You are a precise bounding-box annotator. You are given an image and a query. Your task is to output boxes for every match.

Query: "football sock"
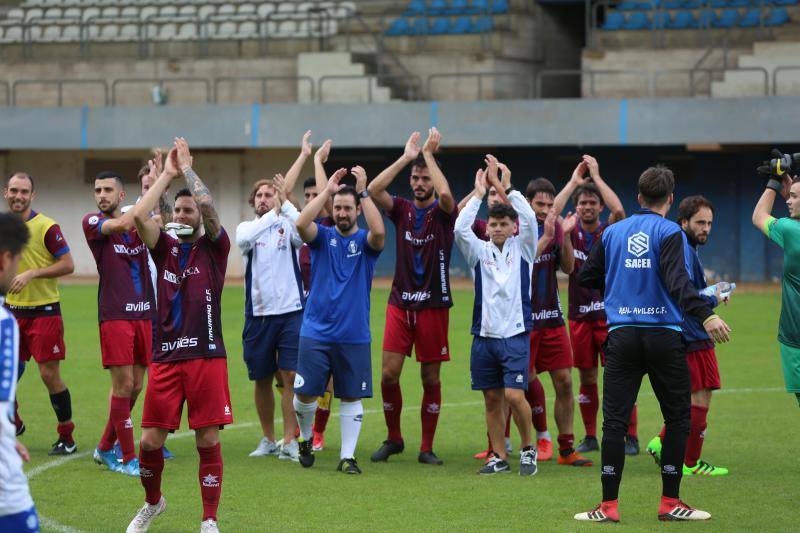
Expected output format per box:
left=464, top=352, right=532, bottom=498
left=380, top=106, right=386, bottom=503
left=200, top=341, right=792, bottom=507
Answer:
left=536, top=430, right=551, bottom=441
left=139, top=445, right=164, bottom=505
left=50, top=388, right=72, bottom=423
left=111, top=395, right=136, bottom=462
left=600, top=431, right=625, bottom=501
left=661, top=415, right=689, bottom=498
left=57, top=421, right=75, bottom=445
left=98, top=418, right=116, bottom=452
left=684, top=405, right=708, bottom=468
left=557, top=433, right=575, bottom=456
left=420, top=382, right=441, bottom=452
left=197, top=443, right=222, bottom=522
left=627, top=404, right=639, bottom=438
left=313, top=407, right=331, bottom=435
left=578, top=383, right=599, bottom=437
left=658, top=425, right=666, bottom=439
left=381, top=381, right=403, bottom=443
left=339, top=400, right=363, bottom=460
left=292, top=396, right=317, bottom=441
left=526, top=378, right=548, bottom=432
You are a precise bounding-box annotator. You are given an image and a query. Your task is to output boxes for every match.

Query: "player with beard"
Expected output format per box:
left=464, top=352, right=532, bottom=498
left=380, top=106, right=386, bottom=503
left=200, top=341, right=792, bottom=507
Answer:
left=293, top=164, right=384, bottom=474
left=368, top=128, right=456, bottom=466
left=83, top=172, right=156, bottom=476
left=237, top=131, right=311, bottom=461
left=127, top=139, right=231, bottom=533
left=646, top=196, right=731, bottom=476
left=551, top=156, right=639, bottom=455
left=3, top=172, right=77, bottom=455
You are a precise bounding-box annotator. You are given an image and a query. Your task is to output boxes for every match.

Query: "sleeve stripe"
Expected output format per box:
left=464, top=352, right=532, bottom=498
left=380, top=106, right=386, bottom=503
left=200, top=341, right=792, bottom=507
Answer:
left=52, top=246, right=71, bottom=258
left=0, top=317, right=17, bottom=402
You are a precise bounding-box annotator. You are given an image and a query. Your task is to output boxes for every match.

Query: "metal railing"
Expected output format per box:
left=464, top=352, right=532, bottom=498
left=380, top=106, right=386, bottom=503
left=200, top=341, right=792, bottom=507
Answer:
left=0, top=80, right=9, bottom=107
left=652, top=66, right=770, bottom=97
left=111, top=78, right=211, bottom=105
left=427, top=72, right=535, bottom=100
left=10, top=78, right=109, bottom=106
left=318, top=74, right=422, bottom=103
left=213, top=75, right=316, bottom=103
left=773, top=66, right=800, bottom=96
left=534, top=69, right=650, bottom=98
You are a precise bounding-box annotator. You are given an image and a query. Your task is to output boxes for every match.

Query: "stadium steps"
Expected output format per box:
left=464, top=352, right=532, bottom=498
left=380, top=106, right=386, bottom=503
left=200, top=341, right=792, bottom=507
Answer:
left=297, top=51, right=399, bottom=103
left=711, top=40, right=800, bottom=95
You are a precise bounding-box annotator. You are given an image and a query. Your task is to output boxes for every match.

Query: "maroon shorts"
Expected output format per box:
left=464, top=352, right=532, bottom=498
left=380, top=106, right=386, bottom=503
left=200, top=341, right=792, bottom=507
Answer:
left=569, top=319, right=609, bottom=369
left=686, top=348, right=721, bottom=392
left=382, top=304, right=450, bottom=363
left=142, top=357, right=233, bottom=431
left=100, top=319, right=152, bottom=368
left=17, top=315, right=66, bottom=363
left=530, top=326, right=573, bottom=373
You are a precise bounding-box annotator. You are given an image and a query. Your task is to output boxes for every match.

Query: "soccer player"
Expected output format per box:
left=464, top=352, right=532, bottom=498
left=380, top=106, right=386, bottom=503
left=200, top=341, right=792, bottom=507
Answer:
left=293, top=162, right=385, bottom=474
left=526, top=177, right=591, bottom=467
left=236, top=131, right=311, bottom=461
left=83, top=171, right=156, bottom=476
left=752, top=160, right=800, bottom=407
left=575, top=165, right=731, bottom=523
left=455, top=164, right=539, bottom=476
left=646, top=195, right=730, bottom=476
left=368, top=128, right=456, bottom=466
left=550, top=156, right=639, bottom=455
left=0, top=213, right=40, bottom=533
left=127, top=139, right=232, bottom=533
left=4, top=172, right=77, bottom=455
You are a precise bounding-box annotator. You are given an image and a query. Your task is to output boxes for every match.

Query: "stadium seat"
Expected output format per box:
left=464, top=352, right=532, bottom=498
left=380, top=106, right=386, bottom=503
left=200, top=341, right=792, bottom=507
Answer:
left=698, top=9, right=716, bottom=27
left=176, top=22, right=198, bottom=40
left=25, top=8, right=43, bottom=21
left=42, top=24, right=61, bottom=41
left=429, top=0, right=448, bottom=15
left=385, top=17, right=411, bottom=35
left=140, top=6, right=158, bottom=21
left=471, top=15, right=493, bottom=32
left=218, top=4, right=236, bottom=16
left=257, top=4, right=275, bottom=18
left=670, top=10, right=698, bottom=27
left=712, top=8, right=739, bottom=26
left=43, top=7, right=62, bottom=19
left=62, top=24, right=80, bottom=41
left=738, top=8, right=761, bottom=26
left=709, top=0, right=727, bottom=6
left=490, top=0, right=509, bottom=13
left=118, top=23, right=138, bottom=41
left=623, top=11, right=651, bottom=28
left=772, top=0, right=798, bottom=5
left=447, top=0, right=473, bottom=14
left=654, top=11, right=671, bottom=27
left=728, top=0, right=751, bottom=6
left=179, top=5, right=197, bottom=17
left=471, top=0, right=489, bottom=12
left=238, top=3, right=257, bottom=15
left=236, top=20, right=258, bottom=38
left=603, top=11, right=626, bottom=29
left=158, top=6, right=177, bottom=18
left=449, top=15, right=472, bottom=33
left=6, top=8, right=24, bottom=20
left=430, top=17, right=450, bottom=34
left=682, top=0, right=703, bottom=8
left=764, top=7, right=790, bottom=24
left=0, top=25, right=23, bottom=43
left=661, top=0, right=684, bottom=8
left=99, top=23, right=118, bottom=41
left=404, top=0, right=426, bottom=16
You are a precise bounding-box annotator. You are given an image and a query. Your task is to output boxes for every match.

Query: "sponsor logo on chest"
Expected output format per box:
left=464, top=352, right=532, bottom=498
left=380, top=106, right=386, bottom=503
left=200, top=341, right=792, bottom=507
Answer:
left=113, top=243, right=147, bottom=256
left=404, top=231, right=435, bottom=247
left=163, top=266, right=201, bottom=284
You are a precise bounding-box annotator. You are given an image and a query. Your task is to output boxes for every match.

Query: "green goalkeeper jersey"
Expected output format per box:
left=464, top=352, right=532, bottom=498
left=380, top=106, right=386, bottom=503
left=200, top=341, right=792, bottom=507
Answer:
left=765, top=216, right=800, bottom=347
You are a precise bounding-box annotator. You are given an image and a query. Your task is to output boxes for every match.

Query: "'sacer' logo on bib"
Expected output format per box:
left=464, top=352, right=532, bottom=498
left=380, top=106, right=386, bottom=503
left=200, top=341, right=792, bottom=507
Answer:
left=627, top=232, right=649, bottom=257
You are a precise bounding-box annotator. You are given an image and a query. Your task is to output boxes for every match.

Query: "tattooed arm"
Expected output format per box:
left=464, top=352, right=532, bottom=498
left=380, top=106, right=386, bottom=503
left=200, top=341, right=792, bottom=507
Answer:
left=174, top=137, right=222, bottom=240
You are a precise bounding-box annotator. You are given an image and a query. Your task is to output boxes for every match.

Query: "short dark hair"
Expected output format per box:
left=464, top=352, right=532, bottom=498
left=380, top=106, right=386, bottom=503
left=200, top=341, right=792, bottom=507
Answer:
left=638, top=165, right=674, bottom=206
left=0, top=212, right=29, bottom=256
left=677, top=195, right=714, bottom=225
left=332, top=185, right=360, bottom=206
left=410, top=154, right=442, bottom=172
left=95, top=171, right=124, bottom=188
left=6, top=172, right=34, bottom=191
left=137, top=165, right=150, bottom=182
left=572, top=181, right=603, bottom=205
left=174, top=188, right=193, bottom=202
left=488, top=203, right=518, bottom=222
left=303, top=177, right=316, bottom=189
left=525, top=177, right=555, bottom=201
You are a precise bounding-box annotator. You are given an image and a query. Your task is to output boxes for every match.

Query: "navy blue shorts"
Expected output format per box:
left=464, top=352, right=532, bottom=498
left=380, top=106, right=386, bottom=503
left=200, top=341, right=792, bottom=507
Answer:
left=242, top=311, right=302, bottom=380
left=294, top=336, right=372, bottom=399
left=0, top=506, right=39, bottom=532
left=470, top=332, right=530, bottom=391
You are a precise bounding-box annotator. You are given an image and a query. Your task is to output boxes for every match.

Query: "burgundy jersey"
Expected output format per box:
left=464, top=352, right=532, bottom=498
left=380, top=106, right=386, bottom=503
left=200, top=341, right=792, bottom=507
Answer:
left=150, top=229, right=230, bottom=363
left=82, top=213, right=155, bottom=322
left=299, top=216, right=334, bottom=294
left=568, top=221, right=607, bottom=322
left=531, top=219, right=565, bottom=330
left=387, top=196, right=456, bottom=310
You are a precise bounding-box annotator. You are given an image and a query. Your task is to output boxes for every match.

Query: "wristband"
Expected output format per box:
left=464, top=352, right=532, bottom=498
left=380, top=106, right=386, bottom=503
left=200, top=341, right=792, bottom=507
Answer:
left=359, top=189, right=369, bottom=199
left=766, top=178, right=782, bottom=193
left=702, top=314, right=720, bottom=326
left=504, top=186, right=514, bottom=196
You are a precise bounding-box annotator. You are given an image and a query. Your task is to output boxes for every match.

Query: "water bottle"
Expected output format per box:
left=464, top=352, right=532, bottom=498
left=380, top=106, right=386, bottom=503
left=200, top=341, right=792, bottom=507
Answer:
left=699, top=282, right=736, bottom=299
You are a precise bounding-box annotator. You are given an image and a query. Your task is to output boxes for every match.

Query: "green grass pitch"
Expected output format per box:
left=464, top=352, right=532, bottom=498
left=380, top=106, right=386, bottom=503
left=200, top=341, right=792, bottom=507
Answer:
left=15, top=285, right=796, bottom=532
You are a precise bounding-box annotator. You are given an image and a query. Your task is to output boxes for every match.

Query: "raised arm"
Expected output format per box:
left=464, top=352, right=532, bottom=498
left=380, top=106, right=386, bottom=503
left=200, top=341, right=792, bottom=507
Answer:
left=583, top=155, right=625, bottom=224
left=133, top=148, right=180, bottom=249
left=353, top=166, right=385, bottom=251
left=314, top=139, right=334, bottom=216
left=753, top=172, right=791, bottom=232
left=537, top=208, right=557, bottom=257
left=484, top=154, right=509, bottom=205
left=454, top=169, right=487, bottom=268
left=508, top=189, right=538, bottom=262
left=458, top=189, right=477, bottom=212
left=274, top=173, right=304, bottom=248
left=422, top=127, right=455, bottom=214
left=553, top=160, right=587, bottom=215
left=175, top=137, right=222, bottom=241
left=284, top=130, right=313, bottom=208
left=367, top=131, right=421, bottom=212
left=297, top=168, right=347, bottom=243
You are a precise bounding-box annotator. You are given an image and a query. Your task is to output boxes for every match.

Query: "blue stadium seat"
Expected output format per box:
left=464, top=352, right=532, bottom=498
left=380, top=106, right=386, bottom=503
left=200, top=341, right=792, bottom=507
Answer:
left=654, top=11, right=671, bottom=27
left=603, top=11, right=626, bottom=29
left=449, top=15, right=472, bottom=33
left=429, top=16, right=450, bottom=34
left=385, top=17, right=411, bottom=35
left=709, top=0, right=727, bottom=7
left=429, top=0, right=448, bottom=15
left=682, top=0, right=703, bottom=8
left=661, top=0, right=684, bottom=9
left=404, top=0, right=426, bottom=16
left=447, top=0, right=474, bottom=14
left=698, top=9, right=716, bottom=27
left=728, top=0, right=750, bottom=7
left=471, top=15, right=493, bottom=32
left=490, top=0, right=509, bottom=13
left=623, top=11, right=651, bottom=28
left=764, top=7, right=790, bottom=24
left=712, top=8, right=739, bottom=26
left=410, top=16, right=429, bottom=34
left=617, top=1, right=640, bottom=9
left=670, top=9, right=698, bottom=27
left=738, top=8, right=761, bottom=26
left=772, top=0, right=797, bottom=6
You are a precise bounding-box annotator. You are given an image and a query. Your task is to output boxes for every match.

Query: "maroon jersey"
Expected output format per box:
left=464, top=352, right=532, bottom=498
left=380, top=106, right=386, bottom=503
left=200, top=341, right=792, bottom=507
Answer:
left=299, top=216, right=334, bottom=294
left=568, top=221, right=607, bottom=322
left=82, top=213, right=155, bottom=322
left=387, top=196, right=456, bottom=310
left=150, top=229, right=230, bottom=363
left=532, top=219, right=565, bottom=330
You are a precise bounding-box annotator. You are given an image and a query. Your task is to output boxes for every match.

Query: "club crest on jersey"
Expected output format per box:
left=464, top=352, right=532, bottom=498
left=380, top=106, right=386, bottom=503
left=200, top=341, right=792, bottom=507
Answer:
left=171, top=247, right=179, bottom=256
left=347, top=240, right=361, bottom=258
left=88, top=215, right=99, bottom=226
